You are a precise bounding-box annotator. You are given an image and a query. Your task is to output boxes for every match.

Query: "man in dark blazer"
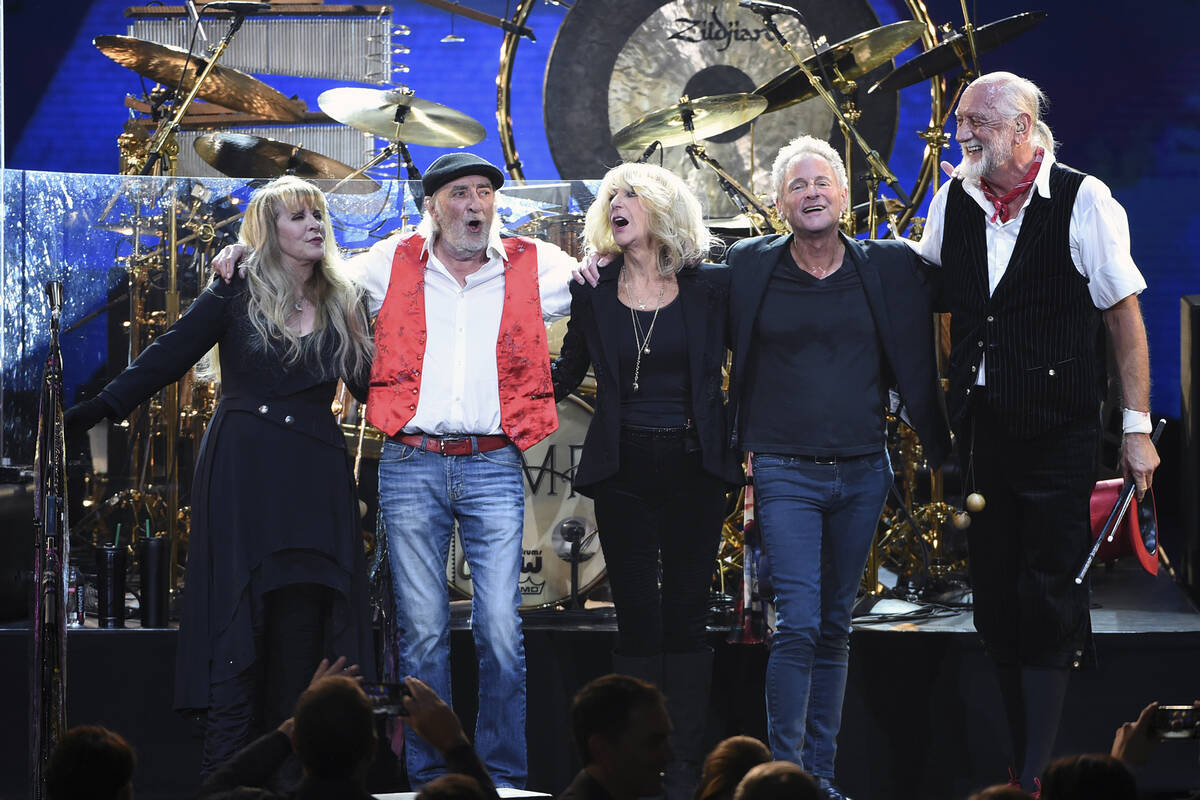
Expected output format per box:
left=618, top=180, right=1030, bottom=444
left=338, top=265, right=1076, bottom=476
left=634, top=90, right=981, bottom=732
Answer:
left=725, top=135, right=950, bottom=800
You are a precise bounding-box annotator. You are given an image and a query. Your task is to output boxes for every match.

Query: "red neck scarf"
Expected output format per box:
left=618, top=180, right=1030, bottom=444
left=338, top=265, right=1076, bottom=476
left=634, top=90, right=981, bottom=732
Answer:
left=980, top=147, right=1044, bottom=223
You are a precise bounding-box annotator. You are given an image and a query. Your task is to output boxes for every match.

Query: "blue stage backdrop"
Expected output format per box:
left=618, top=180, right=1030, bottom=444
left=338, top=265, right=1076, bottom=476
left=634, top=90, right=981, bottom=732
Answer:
left=4, top=0, right=1198, bottom=416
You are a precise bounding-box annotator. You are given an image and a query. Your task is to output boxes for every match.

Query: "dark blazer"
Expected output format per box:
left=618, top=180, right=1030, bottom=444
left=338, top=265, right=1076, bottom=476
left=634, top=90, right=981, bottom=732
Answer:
left=550, top=256, right=743, bottom=496
left=726, top=233, right=952, bottom=469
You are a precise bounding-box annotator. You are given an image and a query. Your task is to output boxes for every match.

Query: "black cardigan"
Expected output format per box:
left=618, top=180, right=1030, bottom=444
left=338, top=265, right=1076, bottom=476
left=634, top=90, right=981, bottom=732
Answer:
left=550, top=257, right=744, bottom=496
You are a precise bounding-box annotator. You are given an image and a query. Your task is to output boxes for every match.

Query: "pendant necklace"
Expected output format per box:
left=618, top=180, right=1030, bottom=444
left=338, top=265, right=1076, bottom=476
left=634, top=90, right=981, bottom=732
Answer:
left=629, top=286, right=665, bottom=392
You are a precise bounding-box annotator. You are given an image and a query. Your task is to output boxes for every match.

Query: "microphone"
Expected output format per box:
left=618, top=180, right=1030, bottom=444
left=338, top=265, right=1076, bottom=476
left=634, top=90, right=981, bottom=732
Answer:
left=635, top=140, right=661, bottom=164
left=45, top=281, right=64, bottom=318
left=201, top=1, right=270, bottom=15
left=737, top=0, right=802, bottom=19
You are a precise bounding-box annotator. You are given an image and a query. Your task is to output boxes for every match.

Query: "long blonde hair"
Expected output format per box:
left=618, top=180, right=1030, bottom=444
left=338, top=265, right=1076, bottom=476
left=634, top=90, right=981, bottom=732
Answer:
left=236, top=176, right=372, bottom=378
left=583, top=162, right=718, bottom=276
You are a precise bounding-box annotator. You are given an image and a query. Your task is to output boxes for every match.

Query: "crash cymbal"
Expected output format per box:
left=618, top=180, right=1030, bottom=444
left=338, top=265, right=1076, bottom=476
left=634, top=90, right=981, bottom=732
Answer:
left=317, top=88, right=485, bottom=147
left=612, top=94, right=769, bottom=150
left=755, top=20, right=926, bottom=113
left=194, top=133, right=381, bottom=194
left=869, top=12, right=1048, bottom=94
left=95, top=35, right=304, bottom=121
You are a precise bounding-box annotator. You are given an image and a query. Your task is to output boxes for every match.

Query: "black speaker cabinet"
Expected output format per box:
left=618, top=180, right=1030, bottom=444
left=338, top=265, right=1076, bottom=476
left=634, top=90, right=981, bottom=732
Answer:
left=1181, top=296, right=1200, bottom=599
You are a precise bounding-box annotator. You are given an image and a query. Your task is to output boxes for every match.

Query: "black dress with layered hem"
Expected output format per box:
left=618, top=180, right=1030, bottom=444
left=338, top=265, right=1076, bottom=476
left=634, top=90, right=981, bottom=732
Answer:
left=96, top=275, right=373, bottom=712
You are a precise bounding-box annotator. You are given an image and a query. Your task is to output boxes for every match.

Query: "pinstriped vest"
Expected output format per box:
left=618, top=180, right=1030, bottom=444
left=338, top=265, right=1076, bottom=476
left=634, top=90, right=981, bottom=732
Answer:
left=943, top=163, right=1106, bottom=439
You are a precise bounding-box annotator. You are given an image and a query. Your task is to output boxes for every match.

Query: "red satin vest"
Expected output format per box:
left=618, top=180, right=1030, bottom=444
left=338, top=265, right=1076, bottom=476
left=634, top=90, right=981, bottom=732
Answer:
left=365, top=232, right=558, bottom=451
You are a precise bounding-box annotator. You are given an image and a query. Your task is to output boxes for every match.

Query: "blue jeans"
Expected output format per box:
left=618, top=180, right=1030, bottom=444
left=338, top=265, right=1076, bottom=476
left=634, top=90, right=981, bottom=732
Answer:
left=752, top=450, right=892, bottom=781
left=378, top=438, right=527, bottom=788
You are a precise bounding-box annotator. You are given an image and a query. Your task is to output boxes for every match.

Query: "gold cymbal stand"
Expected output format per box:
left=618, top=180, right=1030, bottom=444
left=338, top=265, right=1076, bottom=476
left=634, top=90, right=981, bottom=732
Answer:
left=747, top=7, right=911, bottom=226
left=675, top=97, right=784, bottom=234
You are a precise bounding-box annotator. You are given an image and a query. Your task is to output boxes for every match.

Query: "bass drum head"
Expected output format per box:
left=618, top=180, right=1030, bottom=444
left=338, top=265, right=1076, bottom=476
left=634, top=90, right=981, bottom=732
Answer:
left=447, top=395, right=604, bottom=609
left=544, top=0, right=897, bottom=217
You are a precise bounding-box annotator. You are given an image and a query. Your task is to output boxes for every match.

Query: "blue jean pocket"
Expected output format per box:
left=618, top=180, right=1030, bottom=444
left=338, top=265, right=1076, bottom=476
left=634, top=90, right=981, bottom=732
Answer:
left=476, top=444, right=522, bottom=468
left=380, top=441, right=419, bottom=463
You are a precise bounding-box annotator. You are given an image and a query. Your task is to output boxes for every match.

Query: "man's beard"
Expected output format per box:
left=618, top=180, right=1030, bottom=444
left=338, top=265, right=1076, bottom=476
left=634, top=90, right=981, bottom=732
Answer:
left=438, top=214, right=495, bottom=257
left=960, top=132, right=1013, bottom=182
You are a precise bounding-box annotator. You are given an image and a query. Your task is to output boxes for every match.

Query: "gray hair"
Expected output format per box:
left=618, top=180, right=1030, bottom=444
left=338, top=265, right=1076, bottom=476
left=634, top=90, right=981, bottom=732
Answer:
left=969, top=72, right=1057, bottom=158
left=417, top=193, right=441, bottom=240
left=770, top=135, right=849, bottom=202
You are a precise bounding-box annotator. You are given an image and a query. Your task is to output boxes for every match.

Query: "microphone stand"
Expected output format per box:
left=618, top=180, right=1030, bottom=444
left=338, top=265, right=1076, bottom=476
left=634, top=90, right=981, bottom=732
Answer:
left=747, top=9, right=911, bottom=216
left=31, top=281, right=70, bottom=800
left=673, top=100, right=781, bottom=234
left=139, top=9, right=255, bottom=176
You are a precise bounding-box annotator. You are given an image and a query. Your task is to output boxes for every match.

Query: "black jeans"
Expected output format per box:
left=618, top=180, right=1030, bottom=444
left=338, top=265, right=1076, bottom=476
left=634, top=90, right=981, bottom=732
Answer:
left=201, top=583, right=333, bottom=775
left=960, top=398, right=1099, bottom=668
left=592, top=426, right=727, bottom=656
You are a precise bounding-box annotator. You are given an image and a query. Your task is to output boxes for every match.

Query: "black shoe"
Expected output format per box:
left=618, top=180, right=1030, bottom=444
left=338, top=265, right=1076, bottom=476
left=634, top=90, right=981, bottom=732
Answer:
left=817, top=777, right=852, bottom=800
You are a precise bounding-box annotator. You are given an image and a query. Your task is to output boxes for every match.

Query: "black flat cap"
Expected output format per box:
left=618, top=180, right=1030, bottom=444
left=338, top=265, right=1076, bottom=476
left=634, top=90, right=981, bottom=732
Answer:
left=421, top=152, right=505, bottom=197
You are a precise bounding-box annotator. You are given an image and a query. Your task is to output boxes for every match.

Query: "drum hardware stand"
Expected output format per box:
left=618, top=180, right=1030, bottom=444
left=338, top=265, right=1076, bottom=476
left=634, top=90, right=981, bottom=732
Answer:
left=333, top=139, right=421, bottom=193
left=560, top=518, right=590, bottom=610
left=673, top=99, right=781, bottom=235
left=745, top=5, right=911, bottom=224
left=331, top=92, right=423, bottom=192
left=32, top=281, right=70, bottom=800
left=138, top=6, right=256, bottom=176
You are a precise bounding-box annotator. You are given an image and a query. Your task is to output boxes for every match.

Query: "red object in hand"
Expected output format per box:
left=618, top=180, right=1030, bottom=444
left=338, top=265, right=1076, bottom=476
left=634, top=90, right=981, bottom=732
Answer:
left=1088, top=478, right=1158, bottom=575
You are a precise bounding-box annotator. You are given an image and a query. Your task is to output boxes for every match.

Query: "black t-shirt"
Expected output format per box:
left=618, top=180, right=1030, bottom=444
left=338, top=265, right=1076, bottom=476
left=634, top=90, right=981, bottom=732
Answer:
left=741, top=248, right=887, bottom=456
left=609, top=297, right=692, bottom=427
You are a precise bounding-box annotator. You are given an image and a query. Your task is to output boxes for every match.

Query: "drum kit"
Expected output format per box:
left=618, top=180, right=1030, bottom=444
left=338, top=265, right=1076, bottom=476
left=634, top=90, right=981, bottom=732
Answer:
left=83, top=0, right=1051, bottom=611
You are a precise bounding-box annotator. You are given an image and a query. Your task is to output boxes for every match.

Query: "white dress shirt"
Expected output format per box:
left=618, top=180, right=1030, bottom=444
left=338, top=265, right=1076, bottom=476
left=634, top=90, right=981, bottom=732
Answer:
left=350, top=229, right=577, bottom=435
left=912, top=151, right=1147, bottom=385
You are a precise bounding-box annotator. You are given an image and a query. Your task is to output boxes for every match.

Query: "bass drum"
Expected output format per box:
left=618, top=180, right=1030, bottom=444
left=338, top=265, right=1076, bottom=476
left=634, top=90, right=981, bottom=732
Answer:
left=447, top=394, right=604, bottom=610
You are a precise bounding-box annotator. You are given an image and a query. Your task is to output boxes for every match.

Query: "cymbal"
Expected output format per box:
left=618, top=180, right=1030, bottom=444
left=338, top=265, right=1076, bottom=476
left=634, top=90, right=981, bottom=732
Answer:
left=755, top=20, right=927, bottom=113
left=611, top=94, right=769, bottom=150
left=869, top=12, right=1047, bottom=94
left=317, top=88, right=485, bottom=147
left=94, top=35, right=304, bottom=121
left=193, top=133, right=381, bottom=194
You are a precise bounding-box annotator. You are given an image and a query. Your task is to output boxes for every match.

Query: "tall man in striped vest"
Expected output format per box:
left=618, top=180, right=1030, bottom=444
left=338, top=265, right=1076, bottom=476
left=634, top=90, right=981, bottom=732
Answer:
left=913, top=72, right=1160, bottom=793
left=354, top=153, right=578, bottom=789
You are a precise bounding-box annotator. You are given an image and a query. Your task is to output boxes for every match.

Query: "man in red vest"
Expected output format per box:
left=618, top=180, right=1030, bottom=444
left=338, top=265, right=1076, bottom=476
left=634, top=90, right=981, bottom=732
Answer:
left=214, top=153, right=581, bottom=789
left=354, top=153, right=578, bottom=789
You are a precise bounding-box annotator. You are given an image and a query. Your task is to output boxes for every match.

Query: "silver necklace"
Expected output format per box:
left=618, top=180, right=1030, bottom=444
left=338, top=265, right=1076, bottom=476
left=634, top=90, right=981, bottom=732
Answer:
left=629, top=288, right=665, bottom=392
left=622, top=267, right=661, bottom=311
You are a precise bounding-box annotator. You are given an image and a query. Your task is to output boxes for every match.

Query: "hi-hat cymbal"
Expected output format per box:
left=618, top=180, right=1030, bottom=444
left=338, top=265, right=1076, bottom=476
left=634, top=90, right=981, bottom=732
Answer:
left=755, top=20, right=927, bottom=113
left=94, top=35, right=304, bottom=121
left=317, top=88, right=485, bottom=147
left=612, top=94, right=769, bottom=150
left=869, top=12, right=1048, bottom=94
left=194, top=133, right=381, bottom=194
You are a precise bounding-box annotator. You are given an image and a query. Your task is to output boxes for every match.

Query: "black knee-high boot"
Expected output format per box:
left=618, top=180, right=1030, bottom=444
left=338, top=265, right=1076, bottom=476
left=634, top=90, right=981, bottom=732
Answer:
left=1019, top=666, right=1069, bottom=793
left=994, top=663, right=1026, bottom=774
left=662, top=651, right=714, bottom=800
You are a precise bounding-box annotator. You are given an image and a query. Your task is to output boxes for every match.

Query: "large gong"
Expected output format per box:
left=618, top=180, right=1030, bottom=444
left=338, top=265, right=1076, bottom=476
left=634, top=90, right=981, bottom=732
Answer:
left=544, top=0, right=900, bottom=217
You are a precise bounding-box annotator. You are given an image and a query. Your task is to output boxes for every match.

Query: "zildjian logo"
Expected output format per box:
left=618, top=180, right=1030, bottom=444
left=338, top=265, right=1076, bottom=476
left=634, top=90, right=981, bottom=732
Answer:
left=668, top=7, right=778, bottom=52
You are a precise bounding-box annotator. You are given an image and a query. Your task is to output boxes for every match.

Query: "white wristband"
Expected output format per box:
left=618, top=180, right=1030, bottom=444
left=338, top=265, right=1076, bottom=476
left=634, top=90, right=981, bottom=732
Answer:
left=1122, top=408, right=1152, bottom=435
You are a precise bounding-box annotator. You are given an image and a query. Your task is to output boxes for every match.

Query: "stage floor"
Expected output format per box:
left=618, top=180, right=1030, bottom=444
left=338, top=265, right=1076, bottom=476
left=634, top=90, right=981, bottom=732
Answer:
left=2, top=561, right=1197, bottom=800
